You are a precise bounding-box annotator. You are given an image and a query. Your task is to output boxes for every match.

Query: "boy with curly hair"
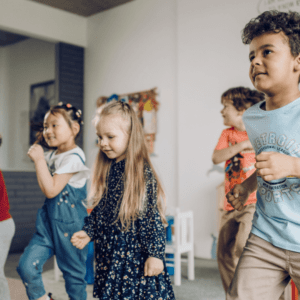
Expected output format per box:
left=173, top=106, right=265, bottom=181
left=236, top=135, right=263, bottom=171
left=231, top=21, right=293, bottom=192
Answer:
left=226, top=10, right=300, bottom=299
left=212, top=87, right=263, bottom=293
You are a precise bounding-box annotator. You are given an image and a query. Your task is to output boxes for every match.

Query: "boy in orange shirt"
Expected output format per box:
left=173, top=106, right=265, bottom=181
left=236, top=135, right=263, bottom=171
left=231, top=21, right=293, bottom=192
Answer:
left=212, top=87, right=264, bottom=292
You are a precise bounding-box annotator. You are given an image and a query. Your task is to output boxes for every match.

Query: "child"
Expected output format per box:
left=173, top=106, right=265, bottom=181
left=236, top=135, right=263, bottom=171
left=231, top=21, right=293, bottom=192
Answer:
left=0, top=134, right=15, bottom=300
left=71, top=101, right=175, bottom=300
left=226, top=10, right=300, bottom=299
left=17, top=103, right=89, bottom=300
left=212, top=87, right=264, bottom=293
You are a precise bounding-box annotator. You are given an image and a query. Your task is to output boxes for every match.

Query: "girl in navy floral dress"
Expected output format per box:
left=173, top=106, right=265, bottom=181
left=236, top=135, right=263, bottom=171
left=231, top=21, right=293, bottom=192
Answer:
left=71, top=101, right=175, bottom=300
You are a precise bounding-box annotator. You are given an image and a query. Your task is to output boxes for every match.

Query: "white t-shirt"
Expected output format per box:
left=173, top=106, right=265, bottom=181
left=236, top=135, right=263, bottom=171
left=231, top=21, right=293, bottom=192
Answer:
left=44, top=146, right=90, bottom=188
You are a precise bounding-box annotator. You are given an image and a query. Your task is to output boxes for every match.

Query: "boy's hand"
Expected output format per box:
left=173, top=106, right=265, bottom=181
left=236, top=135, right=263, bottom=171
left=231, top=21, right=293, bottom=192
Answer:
left=242, top=139, right=254, bottom=151
left=71, top=230, right=91, bottom=249
left=27, top=144, right=44, bottom=162
left=256, top=152, right=295, bottom=181
left=226, top=184, right=250, bottom=211
left=144, top=257, right=164, bottom=277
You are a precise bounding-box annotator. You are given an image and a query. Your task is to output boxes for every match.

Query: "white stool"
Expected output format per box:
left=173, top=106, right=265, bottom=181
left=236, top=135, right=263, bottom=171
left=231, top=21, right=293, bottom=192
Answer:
left=165, top=208, right=195, bottom=286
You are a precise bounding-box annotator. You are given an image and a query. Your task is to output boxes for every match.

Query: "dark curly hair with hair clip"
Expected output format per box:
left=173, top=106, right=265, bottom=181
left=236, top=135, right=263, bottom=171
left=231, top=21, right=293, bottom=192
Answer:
left=242, top=10, right=300, bottom=57
left=32, top=103, right=83, bottom=148
left=222, top=86, right=264, bottom=111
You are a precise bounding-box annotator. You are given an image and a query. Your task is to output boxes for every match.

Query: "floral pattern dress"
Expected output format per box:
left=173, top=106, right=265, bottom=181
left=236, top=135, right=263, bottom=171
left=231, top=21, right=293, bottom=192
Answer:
left=83, top=159, right=175, bottom=300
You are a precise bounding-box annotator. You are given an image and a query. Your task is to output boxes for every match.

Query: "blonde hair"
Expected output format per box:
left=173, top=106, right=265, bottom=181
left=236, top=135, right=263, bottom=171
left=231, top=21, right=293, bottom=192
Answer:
left=90, top=101, right=167, bottom=231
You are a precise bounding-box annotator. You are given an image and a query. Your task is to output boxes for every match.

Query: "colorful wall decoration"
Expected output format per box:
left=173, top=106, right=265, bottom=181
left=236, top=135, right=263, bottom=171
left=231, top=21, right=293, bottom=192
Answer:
left=96, top=87, right=159, bottom=155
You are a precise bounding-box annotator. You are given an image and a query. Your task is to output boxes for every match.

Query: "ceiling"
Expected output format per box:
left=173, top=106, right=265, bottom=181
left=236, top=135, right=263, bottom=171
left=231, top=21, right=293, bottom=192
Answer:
left=30, top=0, right=134, bottom=17
left=0, top=0, right=134, bottom=47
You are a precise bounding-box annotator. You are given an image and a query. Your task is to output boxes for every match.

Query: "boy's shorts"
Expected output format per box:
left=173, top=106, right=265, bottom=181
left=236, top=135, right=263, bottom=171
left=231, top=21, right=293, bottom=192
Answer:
left=227, top=233, right=300, bottom=300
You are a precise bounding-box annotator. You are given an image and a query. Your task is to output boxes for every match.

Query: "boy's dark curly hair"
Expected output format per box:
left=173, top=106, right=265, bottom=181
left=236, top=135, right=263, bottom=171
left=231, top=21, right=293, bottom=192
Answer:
left=222, top=86, right=264, bottom=111
left=242, top=10, right=300, bottom=57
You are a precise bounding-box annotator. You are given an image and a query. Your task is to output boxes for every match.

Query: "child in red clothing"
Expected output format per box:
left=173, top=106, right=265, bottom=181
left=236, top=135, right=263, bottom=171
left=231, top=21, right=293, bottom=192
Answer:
left=0, top=134, right=15, bottom=300
left=212, top=87, right=263, bottom=292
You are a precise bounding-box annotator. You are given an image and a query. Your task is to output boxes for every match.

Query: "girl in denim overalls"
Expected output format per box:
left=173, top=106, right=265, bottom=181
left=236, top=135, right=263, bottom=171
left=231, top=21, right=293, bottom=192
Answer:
left=71, top=101, right=175, bottom=300
left=17, top=103, right=89, bottom=300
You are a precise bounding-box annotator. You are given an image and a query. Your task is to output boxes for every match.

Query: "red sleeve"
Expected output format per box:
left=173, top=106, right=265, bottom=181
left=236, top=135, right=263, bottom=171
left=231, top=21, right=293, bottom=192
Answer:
left=215, top=129, right=230, bottom=151
left=0, top=171, right=11, bottom=221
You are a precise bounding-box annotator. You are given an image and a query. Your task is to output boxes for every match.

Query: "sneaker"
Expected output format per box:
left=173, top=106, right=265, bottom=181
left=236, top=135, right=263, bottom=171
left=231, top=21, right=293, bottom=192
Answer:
left=48, top=293, right=54, bottom=300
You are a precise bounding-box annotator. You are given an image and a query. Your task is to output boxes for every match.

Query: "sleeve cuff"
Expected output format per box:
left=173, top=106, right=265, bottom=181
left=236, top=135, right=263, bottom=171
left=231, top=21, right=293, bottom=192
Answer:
left=82, top=217, right=95, bottom=241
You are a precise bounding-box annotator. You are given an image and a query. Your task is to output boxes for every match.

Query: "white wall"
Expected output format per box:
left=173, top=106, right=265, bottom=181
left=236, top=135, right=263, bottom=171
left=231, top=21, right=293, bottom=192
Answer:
left=84, top=0, right=178, bottom=208
left=176, top=0, right=259, bottom=257
left=0, top=38, right=55, bottom=170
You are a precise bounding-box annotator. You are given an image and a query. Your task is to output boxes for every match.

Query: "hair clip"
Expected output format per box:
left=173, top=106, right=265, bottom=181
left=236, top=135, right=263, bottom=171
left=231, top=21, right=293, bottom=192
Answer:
left=66, top=103, right=72, bottom=108
left=58, top=101, right=63, bottom=106
left=76, top=109, right=82, bottom=118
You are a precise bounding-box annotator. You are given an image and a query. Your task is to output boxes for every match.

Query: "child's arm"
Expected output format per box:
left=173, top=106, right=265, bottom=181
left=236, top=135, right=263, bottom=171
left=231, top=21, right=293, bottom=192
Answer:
left=138, top=171, right=165, bottom=277
left=72, top=205, right=99, bottom=249
left=71, top=230, right=91, bottom=249
left=28, top=144, right=74, bottom=198
left=256, top=151, right=300, bottom=180
left=212, top=139, right=253, bottom=164
left=227, top=170, right=257, bottom=211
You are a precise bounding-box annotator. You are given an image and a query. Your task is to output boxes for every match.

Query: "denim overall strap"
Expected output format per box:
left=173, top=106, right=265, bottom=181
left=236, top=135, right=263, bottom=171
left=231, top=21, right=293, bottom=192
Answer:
left=46, top=150, right=55, bottom=169
left=69, top=152, right=85, bottom=164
